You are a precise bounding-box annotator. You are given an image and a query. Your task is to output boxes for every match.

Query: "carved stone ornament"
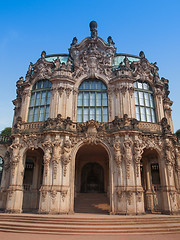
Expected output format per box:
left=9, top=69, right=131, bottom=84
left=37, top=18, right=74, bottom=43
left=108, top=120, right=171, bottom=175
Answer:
left=50, top=190, right=57, bottom=204
left=23, top=134, right=40, bottom=150
left=164, top=138, right=174, bottom=177
left=27, top=51, right=54, bottom=82
left=126, top=191, right=133, bottom=205
left=113, top=138, right=122, bottom=172
left=133, top=140, right=143, bottom=177
left=123, top=138, right=132, bottom=179
left=136, top=191, right=142, bottom=202
left=60, top=189, right=68, bottom=201
left=69, top=27, right=116, bottom=79
left=61, top=139, right=72, bottom=177
left=131, top=51, right=160, bottom=83
left=9, top=137, right=22, bottom=176
left=42, top=138, right=52, bottom=176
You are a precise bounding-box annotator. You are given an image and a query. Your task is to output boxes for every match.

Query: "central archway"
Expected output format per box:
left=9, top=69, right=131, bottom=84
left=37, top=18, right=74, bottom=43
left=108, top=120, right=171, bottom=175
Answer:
left=74, top=143, right=110, bottom=214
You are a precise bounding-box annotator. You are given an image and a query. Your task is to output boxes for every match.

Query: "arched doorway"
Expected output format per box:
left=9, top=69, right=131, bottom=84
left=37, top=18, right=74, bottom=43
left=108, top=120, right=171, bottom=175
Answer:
left=22, top=148, right=44, bottom=213
left=140, top=148, right=162, bottom=213
left=74, top=143, right=110, bottom=214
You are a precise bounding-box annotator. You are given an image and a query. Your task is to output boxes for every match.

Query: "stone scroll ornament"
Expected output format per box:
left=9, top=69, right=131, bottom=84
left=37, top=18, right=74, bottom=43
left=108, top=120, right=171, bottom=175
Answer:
left=61, top=139, right=72, bottom=177
left=113, top=138, right=122, bottom=173
left=123, top=138, right=132, bottom=179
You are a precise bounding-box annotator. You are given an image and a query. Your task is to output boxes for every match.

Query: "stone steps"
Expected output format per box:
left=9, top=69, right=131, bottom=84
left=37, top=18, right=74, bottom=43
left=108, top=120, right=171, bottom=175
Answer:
left=74, top=193, right=110, bottom=214
left=0, top=213, right=180, bottom=235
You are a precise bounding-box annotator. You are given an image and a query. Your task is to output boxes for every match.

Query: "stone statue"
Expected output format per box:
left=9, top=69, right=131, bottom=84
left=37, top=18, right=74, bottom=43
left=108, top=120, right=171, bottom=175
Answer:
left=113, top=138, right=122, bottom=171
left=107, top=36, right=115, bottom=46
left=71, top=37, right=77, bottom=46
left=89, top=21, right=97, bottom=39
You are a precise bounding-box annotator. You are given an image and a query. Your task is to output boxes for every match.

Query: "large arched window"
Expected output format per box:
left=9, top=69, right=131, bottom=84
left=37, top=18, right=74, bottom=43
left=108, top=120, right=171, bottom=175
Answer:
left=0, top=156, right=4, bottom=185
left=28, top=80, right=52, bottom=122
left=134, top=81, right=156, bottom=122
left=77, top=79, right=108, bottom=122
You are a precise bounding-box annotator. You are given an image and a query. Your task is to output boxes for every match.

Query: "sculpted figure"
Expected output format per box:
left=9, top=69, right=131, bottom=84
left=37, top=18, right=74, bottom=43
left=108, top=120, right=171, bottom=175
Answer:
left=123, top=138, right=132, bottom=178
left=133, top=140, right=143, bottom=177
left=62, top=139, right=72, bottom=176
left=113, top=138, right=122, bottom=171
left=54, top=56, right=61, bottom=69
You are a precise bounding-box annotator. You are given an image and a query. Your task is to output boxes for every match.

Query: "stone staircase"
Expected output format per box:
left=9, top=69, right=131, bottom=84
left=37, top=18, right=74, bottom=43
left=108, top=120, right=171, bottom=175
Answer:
left=0, top=213, right=180, bottom=235
left=74, top=193, right=110, bottom=214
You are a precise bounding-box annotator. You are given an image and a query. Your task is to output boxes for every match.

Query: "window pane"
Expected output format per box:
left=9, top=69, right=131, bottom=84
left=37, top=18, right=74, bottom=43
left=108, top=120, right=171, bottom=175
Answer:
left=90, top=81, right=95, bottom=89
left=33, top=108, right=38, bottom=122
left=137, top=82, right=143, bottom=89
left=140, top=107, right=146, bottom=121
left=102, top=83, right=106, bottom=89
left=144, top=92, right=150, bottom=107
left=28, top=108, right=33, bottom=122
left=40, top=91, right=46, bottom=105
left=46, top=91, right=51, bottom=105
left=96, top=93, right=101, bottom=106
left=30, top=93, right=35, bottom=107
left=39, top=106, right=45, bottom=121
left=84, top=92, right=89, bottom=106
left=90, top=108, right=95, bottom=120
left=28, top=80, right=51, bottom=122
left=96, top=81, right=101, bottom=89
left=78, top=92, right=83, bottom=106
left=84, top=108, right=89, bottom=122
left=77, top=79, right=108, bottom=122
left=143, top=83, right=149, bottom=90
left=102, top=93, right=108, bottom=106
left=135, top=106, right=140, bottom=120
left=139, top=92, right=144, bottom=105
left=45, top=106, right=49, bottom=120
left=90, top=92, right=95, bottom=106
left=35, top=92, right=40, bottom=106
left=146, top=108, right=151, bottom=122
left=96, top=107, right=101, bottom=122
left=84, top=81, right=89, bottom=89
left=77, top=108, right=82, bottom=122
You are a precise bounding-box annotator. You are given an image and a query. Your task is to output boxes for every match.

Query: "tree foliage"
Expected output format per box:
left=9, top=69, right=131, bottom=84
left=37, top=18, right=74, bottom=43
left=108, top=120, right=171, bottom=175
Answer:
left=1, top=127, right=11, bottom=136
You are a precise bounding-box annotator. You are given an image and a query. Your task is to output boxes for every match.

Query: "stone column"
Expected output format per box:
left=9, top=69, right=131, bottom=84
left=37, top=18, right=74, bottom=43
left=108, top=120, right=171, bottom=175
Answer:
left=39, top=138, right=52, bottom=213
left=133, top=139, right=145, bottom=214
left=123, top=137, right=136, bottom=214
left=162, top=139, right=178, bottom=213
left=6, top=137, right=24, bottom=213
left=145, top=160, right=154, bottom=212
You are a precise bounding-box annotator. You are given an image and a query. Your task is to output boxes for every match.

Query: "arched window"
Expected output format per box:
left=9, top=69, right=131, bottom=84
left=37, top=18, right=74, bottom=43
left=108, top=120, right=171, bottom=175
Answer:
left=28, top=80, right=52, bottom=122
left=0, top=156, right=4, bottom=185
left=77, top=79, right=108, bottom=122
left=134, top=81, right=156, bottom=122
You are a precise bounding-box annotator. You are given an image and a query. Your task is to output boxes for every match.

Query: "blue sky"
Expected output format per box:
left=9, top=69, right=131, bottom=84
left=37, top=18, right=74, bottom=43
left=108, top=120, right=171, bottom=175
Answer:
left=0, top=0, right=180, bottom=132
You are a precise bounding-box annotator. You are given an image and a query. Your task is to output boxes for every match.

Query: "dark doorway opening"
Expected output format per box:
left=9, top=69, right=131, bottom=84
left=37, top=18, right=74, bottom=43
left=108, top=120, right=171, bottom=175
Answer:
left=81, top=162, right=104, bottom=193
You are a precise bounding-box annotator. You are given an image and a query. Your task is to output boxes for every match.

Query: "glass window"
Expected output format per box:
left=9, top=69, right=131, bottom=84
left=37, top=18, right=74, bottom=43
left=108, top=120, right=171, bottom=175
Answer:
left=0, top=156, right=4, bottom=185
left=28, top=80, right=52, bottom=122
left=134, top=81, right=156, bottom=123
left=77, top=79, right=108, bottom=122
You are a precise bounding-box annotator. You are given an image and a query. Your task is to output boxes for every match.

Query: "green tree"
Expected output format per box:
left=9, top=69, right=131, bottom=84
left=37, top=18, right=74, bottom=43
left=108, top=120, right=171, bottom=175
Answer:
left=176, top=129, right=180, bottom=142
left=1, top=127, right=11, bottom=136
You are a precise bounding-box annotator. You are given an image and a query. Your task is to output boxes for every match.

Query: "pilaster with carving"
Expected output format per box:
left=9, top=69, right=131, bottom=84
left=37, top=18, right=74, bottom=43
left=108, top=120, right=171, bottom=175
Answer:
left=61, top=139, right=72, bottom=177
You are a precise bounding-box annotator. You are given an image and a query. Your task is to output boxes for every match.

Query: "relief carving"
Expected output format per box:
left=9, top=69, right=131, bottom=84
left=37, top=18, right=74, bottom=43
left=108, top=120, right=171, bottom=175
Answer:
left=123, top=138, right=132, bottom=179
left=61, top=139, right=72, bottom=177
left=133, top=140, right=143, bottom=177
left=113, top=138, right=122, bottom=173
